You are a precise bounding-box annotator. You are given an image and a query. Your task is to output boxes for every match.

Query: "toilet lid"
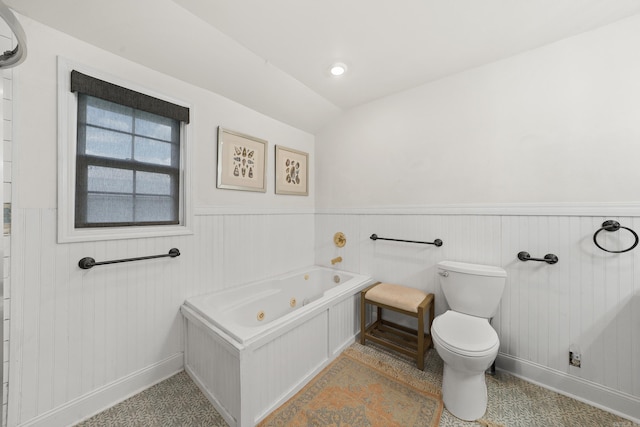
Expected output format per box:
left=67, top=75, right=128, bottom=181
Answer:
left=432, top=310, right=499, bottom=355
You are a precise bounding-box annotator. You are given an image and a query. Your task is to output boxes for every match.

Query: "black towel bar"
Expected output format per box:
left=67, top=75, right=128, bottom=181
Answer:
left=517, top=251, right=558, bottom=265
left=370, top=234, right=443, bottom=247
left=79, top=248, right=181, bottom=269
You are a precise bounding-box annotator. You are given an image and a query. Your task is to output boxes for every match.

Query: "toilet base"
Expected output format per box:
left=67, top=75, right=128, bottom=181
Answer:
left=442, top=363, right=488, bottom=421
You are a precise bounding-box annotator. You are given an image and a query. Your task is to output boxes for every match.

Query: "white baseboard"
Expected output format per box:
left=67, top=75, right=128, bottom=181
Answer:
left=496, top=353, right=640, bottom=424
left=19, top=353, right=184, bottom=427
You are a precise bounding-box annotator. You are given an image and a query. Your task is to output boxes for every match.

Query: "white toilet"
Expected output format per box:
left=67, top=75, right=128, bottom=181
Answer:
left=431, top=260, right=507, bottom=421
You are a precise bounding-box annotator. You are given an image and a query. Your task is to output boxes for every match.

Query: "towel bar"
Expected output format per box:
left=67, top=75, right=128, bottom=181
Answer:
left=517, top=251, right=558, bottom=264
left=78, top=248, right=181, bottom=269
left=370, top=234, right=443, bottom=247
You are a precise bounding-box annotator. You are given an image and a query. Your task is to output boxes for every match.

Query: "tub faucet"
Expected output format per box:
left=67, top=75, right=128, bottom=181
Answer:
left=331, top=256, right=342, bottom=265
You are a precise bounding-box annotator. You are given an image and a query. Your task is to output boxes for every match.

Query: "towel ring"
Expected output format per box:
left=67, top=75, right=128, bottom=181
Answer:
left=593, top=220, right=639, bottom=253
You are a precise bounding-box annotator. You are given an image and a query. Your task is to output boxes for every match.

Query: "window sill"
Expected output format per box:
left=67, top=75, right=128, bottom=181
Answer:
left=58, top=223, right=193, bottom=244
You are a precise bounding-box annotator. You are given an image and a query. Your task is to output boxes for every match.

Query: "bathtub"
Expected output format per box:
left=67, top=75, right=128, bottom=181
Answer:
left=180, top=266, right=373, bottom=427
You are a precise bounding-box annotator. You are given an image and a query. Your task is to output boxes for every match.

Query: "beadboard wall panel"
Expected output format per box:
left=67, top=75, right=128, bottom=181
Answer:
left=317, top=214, right=502, bottom=317
left=223, top=214, right=314, bottom=288
left=314, top=214, right=362, bottom=274
left=250, top=311, right=328, bottom=423
left=315, top=211, right=640, bottom=420
left=185, top=316, right=240, bottom=422
left=8, top=209, right=314, bottom=426
left=1, top=18, right=13, bottom=426
left=9, top=207, right=640, bottom=423
left=329, top=296, right=360, bottom=357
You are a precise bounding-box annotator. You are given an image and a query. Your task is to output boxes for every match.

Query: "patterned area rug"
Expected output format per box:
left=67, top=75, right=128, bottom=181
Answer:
left=258, top=346, right=443, bottom=427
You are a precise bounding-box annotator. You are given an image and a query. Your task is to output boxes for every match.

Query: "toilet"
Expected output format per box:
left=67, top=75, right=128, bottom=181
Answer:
left=431, top=260, right=507, bottom=421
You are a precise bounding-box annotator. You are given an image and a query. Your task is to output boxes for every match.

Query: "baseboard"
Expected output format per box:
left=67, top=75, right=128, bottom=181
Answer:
left=18, top=353, right=184, bottom=427
left=496, top=353, right=640, bottom=424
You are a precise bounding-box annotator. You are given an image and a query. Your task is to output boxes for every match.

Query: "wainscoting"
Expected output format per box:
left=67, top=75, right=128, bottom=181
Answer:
left=7, top=208, right=314, bottom=426
left=6, top=205, right=640, bottom=425
left=315, top=208, right=640, bottom=422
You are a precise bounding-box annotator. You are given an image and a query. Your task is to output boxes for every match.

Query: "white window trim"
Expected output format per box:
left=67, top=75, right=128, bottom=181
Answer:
left=57, top=57, right=193, bottom=243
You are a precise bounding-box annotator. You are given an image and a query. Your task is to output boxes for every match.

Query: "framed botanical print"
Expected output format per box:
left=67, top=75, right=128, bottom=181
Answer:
left=217, top=127, right=267, bottom=192
left=275, top=145, right=308, bottom=196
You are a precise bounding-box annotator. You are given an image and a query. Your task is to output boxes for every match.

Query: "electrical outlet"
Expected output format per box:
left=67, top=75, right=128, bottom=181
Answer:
left=569, top=351, right=581, bottom=367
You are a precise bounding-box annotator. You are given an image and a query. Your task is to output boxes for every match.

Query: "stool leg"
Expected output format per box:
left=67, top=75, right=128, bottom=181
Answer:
left=360, top=292, right=366, bottom=345
left=417, top=305, right=425, bottom=370
left=428, top=299, right=434, bottom=349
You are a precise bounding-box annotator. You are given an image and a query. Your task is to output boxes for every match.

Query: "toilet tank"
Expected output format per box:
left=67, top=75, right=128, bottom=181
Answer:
left=437, top=261, right=507, bottom=318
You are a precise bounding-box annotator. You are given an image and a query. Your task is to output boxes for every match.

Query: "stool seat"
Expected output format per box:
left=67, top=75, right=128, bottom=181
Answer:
left=365, top=283, right=428, bottom=313
left=360, top=282, right=434, bottom=370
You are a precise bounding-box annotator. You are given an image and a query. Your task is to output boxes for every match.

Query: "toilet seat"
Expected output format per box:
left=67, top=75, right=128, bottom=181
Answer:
left=432, top=310, right=499, bottom=357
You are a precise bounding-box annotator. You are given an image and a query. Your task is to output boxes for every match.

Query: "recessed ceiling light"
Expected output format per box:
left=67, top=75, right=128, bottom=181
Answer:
left=329, top=63, right=347, bottom=76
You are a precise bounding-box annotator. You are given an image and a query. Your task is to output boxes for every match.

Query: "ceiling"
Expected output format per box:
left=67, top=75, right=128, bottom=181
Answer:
left=6, top=0, right=640, bottom=133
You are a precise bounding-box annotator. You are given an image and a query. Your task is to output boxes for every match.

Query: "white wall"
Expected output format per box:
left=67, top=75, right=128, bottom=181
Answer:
left=316, top=14, right=640, bottom=208
left=14, top=20, right=315, bottom=211
left=315, top=14, right=640, bottom=423
left=8, top=16, right=315, bottom=426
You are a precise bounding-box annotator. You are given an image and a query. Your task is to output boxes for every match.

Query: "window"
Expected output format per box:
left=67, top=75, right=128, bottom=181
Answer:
left=58, top=60, right=192, bottom=242
left=75, top=94, right=181, bottom=227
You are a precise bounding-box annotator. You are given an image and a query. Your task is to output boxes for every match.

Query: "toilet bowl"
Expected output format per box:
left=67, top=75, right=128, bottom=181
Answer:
left=432, top=261, right=506, bottom=421
left=432, top=310, right=500, bottom=421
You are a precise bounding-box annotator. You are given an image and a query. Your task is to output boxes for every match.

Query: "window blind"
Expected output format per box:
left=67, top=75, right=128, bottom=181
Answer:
left=71, top=70, right=190, bottom=124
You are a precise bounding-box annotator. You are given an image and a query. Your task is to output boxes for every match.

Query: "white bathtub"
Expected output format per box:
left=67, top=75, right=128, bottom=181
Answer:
left=180, top=266, right=373, bottom=427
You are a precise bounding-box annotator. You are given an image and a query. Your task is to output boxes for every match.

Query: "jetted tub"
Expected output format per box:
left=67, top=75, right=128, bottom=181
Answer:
left=181, top=266, right=373, bottom=427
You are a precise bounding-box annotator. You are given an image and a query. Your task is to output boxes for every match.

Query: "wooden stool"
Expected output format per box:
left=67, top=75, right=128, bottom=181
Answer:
left=360, top=282, right=434, bottom=370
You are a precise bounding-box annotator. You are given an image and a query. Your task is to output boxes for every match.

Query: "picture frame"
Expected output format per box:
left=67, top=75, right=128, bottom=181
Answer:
left=217, top=127, right=268, bottom=192
left=275, top=145, right=309, bottom=196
